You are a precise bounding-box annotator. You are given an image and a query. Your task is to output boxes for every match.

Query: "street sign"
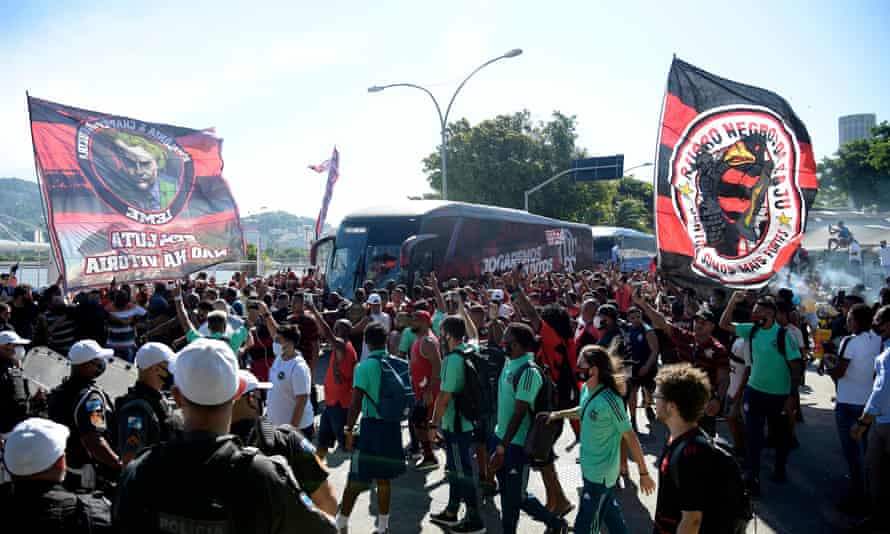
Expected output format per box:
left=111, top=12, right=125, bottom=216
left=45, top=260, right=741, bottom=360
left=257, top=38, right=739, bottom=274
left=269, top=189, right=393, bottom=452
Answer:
left=572, top=155, right=624, bottom=182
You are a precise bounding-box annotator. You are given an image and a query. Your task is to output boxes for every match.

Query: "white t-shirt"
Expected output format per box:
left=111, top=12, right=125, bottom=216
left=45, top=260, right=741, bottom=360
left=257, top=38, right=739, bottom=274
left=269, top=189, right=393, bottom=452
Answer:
left=878, top=246, right=890, bottom=267
left=836, top=331, right=884, bottom=406
left=360, top=312, right=392, bottom=361
left=728, top=337, right=751, bottom=398
left=267, top=354, right=314, bottom=429
left=785, top=324, right=805, bottom=353
left=849, top=241, right=862, bottom=263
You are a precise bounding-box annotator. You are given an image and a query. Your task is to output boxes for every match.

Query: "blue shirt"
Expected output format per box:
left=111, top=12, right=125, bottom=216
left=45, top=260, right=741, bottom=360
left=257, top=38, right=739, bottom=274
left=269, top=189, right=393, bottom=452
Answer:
left=865, top=343, right=890, bottom=424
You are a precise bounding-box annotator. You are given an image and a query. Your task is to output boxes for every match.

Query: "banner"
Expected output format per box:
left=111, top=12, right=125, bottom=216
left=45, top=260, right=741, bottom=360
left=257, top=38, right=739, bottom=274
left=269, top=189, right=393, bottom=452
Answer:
left=28, top=96, right=244, bottom=290
left=314, top=146, right=340, bottom=240
left=654, top=59, right=817, bottom=288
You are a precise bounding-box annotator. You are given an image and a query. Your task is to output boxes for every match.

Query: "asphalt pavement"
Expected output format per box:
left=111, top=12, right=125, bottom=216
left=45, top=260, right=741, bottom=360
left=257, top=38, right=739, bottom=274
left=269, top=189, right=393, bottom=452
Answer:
left=315, top=362, right=858, bottom=534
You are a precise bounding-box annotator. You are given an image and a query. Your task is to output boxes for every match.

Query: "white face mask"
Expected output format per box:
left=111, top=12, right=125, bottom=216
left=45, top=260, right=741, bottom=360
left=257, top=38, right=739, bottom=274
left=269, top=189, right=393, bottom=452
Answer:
left=593, top=316, right=602, bottom=330
left=14, top=346, right=26, bottom=360
left=272, top=342, right=283, bottom=357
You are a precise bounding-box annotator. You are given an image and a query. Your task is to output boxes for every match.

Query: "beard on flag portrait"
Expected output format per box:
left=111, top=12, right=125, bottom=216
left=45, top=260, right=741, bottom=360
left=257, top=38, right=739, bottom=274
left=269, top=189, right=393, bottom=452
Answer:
left=28, top=96, right=245, bottom=290
left=654, top=58, right=818, bottom=289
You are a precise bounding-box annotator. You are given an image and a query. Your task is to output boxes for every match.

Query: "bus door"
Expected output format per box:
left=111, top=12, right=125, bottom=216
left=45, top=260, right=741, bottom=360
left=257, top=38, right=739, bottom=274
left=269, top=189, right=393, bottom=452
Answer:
left=400, top=234, right=437, bottom=287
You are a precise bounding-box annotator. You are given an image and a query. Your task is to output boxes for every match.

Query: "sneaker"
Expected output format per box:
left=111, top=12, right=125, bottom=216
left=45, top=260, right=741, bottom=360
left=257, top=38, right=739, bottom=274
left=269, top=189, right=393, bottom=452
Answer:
left=451, top=519, right=486, bottom=534
left=429, top=510, right=460, bottom=527
left=415, top=456, right=439, bottom=470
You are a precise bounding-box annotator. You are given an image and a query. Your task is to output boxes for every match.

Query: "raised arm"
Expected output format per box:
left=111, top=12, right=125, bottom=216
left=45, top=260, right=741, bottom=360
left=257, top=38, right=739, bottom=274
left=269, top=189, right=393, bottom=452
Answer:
left=430, top=272, right=447, bottom=314
left=172, top=284, right=195, bottom=333
left=632, top=288, right=670, bottom=332
left=719, top=290, right=745, bottom=336
left=506, top=269, right=541, bottom=332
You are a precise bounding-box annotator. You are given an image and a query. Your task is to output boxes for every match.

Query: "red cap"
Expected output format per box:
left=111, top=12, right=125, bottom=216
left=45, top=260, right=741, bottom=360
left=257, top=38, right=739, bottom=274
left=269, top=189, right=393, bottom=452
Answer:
left=413, top=310, right=432, bottom=326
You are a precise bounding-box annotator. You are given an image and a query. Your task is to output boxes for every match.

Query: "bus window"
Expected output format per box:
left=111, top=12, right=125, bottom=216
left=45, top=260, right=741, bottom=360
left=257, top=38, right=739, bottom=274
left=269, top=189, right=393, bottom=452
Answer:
left=327, top=227, right=367, bottom=295
left=366, top=245, right=401, bottom=287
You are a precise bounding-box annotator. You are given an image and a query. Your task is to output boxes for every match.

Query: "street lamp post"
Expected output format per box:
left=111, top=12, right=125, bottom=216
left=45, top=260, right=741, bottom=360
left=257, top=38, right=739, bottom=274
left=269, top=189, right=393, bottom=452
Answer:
left=523, top=162, right=653, bottom=212
left=368, top=48, right=523, bottom=201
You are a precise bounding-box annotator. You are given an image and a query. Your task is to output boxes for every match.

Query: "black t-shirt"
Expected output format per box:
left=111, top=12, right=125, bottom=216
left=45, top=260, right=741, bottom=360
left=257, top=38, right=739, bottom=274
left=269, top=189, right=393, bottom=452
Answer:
left=0, top=480, right=113, bottom=533
left=0, top=359, right=30, bottom=433
left=10, top=300, right=39, bottom=340
left=48, top=377, right=114, bottom=469
left=654, top=428, right=712, bottom=534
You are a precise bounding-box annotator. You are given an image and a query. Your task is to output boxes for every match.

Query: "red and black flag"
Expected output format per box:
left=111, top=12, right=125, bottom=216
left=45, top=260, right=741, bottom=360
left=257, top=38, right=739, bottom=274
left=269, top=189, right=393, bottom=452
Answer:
left=28, top=96, right=245, bottom=290
left=314, top=146, right=340, bottom=240
left=655, top=58, right=817, bottom=288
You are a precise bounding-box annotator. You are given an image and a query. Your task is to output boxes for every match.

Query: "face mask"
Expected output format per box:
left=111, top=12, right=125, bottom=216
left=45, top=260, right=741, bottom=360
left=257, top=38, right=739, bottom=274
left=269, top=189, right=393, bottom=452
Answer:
left=161, top=370, right=174, bottom=390
left=272, top=342, right=283, bottom=357
left=593, top=316, right=602, bottom=330
left=14, top=346, right=25, bottom=360
left=576, top=370, right=590, bottom=382
left=94, top=359, right=107, bottom=377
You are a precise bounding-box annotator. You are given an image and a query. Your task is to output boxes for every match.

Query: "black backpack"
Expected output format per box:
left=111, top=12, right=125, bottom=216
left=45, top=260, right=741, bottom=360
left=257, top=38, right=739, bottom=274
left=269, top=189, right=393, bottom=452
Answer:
left=748, top=324, right=790, bottom=372
left=451, top=346, right=484, bottom=433
left=669, top=432, right=753, bottom=534
left=475, top=345, right=506, bottom=417
left=511, top=361, right=556, bottom=415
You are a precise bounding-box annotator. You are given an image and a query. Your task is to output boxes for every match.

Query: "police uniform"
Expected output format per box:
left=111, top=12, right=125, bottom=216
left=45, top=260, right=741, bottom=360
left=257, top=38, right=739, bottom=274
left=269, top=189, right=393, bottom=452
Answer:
left=231, top=417, right=329, bottom=496
left=0, top=480, right=113, bottom=533
left=115, top=381, right=182, bottom=464
left=47, top=375, right=115, bottom=489
left=0, top=358, right=30, bottom=434
left=115, top=432, right=336, bottom=533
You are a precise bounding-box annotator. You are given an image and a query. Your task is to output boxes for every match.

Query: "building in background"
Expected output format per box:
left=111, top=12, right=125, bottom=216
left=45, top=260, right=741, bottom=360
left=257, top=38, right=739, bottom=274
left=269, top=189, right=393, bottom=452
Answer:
left=839, top=113, right=877, bottom=147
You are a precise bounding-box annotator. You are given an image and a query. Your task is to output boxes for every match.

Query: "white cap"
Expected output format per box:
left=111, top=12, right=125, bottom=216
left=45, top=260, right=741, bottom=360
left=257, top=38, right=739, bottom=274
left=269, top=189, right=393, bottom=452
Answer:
left=4, top=418, right=69, bottom=476
left=135, top=342, right=177, bottom=371
left=235, top=369, right=272, bottom=398
left=490, top=289, right=505, bottom=302
left=498, top=303, right=514, bottom=319
left=67, top=339, right=114, bottom=366
left=367, top=293, right=382, bottom=305
left=174, top=338, right=239, bottom=406
left=0, top=331, right=30, bottom=345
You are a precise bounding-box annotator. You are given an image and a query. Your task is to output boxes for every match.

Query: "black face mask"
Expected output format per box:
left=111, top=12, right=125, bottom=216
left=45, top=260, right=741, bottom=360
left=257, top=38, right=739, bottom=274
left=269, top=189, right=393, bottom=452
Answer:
left=161, top=370, right=175, bottom=390
left=94, top=359, right=107, bottom=378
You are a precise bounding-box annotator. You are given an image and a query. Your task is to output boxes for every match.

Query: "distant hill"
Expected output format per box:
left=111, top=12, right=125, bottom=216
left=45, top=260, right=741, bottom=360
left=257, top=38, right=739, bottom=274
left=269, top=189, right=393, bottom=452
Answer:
left=0, top=177, right=330, bottom=250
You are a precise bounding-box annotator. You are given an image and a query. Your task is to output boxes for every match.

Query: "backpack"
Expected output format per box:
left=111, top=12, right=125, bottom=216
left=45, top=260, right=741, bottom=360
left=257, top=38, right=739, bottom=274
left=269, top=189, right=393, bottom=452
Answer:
left=511, top=361, right=556, bottom=415
left=475, top=345, right=506, bottom=417
left=669, top=432, right=753, bottom=534
left=368, top=353, right=415, bottom=422
left=451, top=346, right=484, bottom=433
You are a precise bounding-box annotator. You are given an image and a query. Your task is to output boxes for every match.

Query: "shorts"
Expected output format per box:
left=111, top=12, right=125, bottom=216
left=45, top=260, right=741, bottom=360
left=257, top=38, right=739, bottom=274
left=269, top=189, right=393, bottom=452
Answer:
left=348, top=418, right=406, bottom=484
left=529, top=417, right=563, bottom=469
left=318, top=404, right=347, bottom=449
left=628, top=364, right=656, bottom=390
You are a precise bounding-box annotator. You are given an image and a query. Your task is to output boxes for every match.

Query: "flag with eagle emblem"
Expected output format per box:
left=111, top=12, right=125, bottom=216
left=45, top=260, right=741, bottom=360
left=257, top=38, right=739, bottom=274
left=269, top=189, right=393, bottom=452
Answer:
left=654, top=58, right=818, bottom=289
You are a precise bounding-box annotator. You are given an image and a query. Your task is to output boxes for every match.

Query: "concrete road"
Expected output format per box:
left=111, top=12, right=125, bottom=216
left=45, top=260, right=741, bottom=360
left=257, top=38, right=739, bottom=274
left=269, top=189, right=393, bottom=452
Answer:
left=317, top=364, right=859, bottom=533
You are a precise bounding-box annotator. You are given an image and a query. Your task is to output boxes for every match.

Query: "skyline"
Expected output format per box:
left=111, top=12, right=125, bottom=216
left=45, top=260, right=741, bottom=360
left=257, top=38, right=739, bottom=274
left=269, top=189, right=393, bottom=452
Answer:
left=1, top=1, right=888, bottom=225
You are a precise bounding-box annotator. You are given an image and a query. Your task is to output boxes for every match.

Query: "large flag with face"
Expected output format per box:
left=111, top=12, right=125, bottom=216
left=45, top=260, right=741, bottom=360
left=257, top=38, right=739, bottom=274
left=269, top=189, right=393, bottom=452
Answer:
left=313, top=147, right=340, bottom=240
left=28, top=96, right=244, bottom=290
left=655, top=59, right=818, bottom=288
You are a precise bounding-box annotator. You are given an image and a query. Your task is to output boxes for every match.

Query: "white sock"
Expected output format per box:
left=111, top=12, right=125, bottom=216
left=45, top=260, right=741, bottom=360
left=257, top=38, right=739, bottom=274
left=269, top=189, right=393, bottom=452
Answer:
left=378, top=514, right=390, bottom=530
left=335, top=513, right=348, bottom=529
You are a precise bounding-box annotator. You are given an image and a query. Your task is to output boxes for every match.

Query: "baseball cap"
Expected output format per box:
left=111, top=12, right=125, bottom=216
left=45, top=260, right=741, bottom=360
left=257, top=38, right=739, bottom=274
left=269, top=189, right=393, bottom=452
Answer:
left=367, top=293, right=382, bottom=305
left=490, top=289, right=505, bottom=302
left=0, top=331, right=30, bottom=345
left=68, top=339, right=114, bottom=366
left=498, top=303, right=514, bottom=319
left=597, top=304, right=619, bottom=320
left=207, top=310, right=228, bottom=321
left=135, top=342, right=177, bottom=371
left=174, top=338, right=239, bottom=406
left=413, top=310, right=432, bottom=326
left=235, top=369, right=273, bottom=399
left=4, top=418, right=69, bottom=476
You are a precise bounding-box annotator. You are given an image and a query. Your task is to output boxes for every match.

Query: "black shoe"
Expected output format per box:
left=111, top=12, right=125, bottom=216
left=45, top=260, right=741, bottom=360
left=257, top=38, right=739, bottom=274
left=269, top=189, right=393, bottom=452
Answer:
left=544, top=520, right=569, bottom=534
left=429, top=509, right=460, bottom=527
left=745, top=477, right=761, bottom=498
left=451, top=519, right=486, bottom=534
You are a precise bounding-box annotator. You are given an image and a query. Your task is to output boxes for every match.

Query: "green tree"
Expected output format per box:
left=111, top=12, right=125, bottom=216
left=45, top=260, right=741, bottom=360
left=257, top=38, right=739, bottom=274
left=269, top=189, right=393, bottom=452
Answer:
left=246, top=244, right=257, bottom=261
left=817, top=121, right=890, bottom=210
left=422, top=111, right=652, bottom=229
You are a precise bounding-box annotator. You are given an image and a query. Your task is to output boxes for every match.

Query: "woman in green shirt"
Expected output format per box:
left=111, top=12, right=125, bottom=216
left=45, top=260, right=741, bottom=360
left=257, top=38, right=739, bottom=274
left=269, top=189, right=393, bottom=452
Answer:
left=547, top=345, right=655, bottom=534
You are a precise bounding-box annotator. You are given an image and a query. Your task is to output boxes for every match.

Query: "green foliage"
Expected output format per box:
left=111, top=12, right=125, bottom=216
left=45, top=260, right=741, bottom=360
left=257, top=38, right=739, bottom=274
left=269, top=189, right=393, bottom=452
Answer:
left=817, top=121, right=890, bottom=210
left=246, top=244, right=257, bottom=261
left=422, top=111, right=653, bottom=230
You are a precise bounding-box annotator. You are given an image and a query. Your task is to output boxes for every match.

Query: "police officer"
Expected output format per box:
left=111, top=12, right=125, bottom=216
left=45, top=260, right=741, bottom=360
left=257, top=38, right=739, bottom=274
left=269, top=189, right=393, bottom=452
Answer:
left=0, top=418, right=113, bottom=533
left=115, top=342, right=182, bottom=465
left=114, top=338, right=336, bottom=533
left=47, top=340, right=122, bottom=491
left=0, top=331, right=32, bottom=435
left=230, top=369, right=338, bottom=516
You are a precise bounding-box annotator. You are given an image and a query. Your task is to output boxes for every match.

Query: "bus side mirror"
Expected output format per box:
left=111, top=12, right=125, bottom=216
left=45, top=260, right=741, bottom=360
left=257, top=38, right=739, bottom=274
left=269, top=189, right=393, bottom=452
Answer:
left=400, top=234, right=437, bottom=269
left=310, top=236, right=335, bottom=266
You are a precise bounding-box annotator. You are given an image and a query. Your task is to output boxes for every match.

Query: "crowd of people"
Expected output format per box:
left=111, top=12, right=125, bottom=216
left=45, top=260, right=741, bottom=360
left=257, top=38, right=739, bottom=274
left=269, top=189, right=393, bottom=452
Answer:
left=1, top=262, right=889, bottom=533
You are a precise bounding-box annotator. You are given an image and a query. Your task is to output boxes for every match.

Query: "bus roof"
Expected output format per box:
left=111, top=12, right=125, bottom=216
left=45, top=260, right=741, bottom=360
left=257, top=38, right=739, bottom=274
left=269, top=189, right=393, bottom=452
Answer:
left=341, top=200, right=591, bottom=230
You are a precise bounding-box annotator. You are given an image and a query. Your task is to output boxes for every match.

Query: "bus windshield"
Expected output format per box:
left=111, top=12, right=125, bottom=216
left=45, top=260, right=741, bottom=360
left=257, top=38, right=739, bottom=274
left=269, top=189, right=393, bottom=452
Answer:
left=327, top=226, right=368, bottom=296
left=327, top=221, right=413, bottom=298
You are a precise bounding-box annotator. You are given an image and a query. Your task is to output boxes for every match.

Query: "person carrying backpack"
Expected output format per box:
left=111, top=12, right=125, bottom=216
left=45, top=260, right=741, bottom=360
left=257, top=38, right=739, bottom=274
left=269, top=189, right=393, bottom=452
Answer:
left=653, top=363, right=752, bottom=534
left=719, top=292, right=802, bottom=498
left=489, top=322, right=568, bottom=534
left=337, top=321, right=410, bottom=534
left=428, top=315, right=486, bottom=533
left=546, top=345, right=654, bottom=534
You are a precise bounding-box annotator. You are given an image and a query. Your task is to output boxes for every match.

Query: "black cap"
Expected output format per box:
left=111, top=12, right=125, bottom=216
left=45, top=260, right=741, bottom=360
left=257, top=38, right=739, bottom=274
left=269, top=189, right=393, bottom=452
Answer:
left=597, top=304, right=618, bottom=319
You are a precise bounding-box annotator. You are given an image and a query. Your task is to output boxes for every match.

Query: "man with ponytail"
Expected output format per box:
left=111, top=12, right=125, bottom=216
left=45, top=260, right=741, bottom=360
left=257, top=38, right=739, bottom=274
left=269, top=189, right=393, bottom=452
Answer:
left=546, top=345, right=655, bottom=534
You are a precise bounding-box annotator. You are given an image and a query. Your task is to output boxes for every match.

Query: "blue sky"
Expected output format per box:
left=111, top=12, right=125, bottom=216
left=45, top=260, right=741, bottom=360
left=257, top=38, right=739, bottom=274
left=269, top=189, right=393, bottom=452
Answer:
left=1, top=0, right=888, bottom=224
